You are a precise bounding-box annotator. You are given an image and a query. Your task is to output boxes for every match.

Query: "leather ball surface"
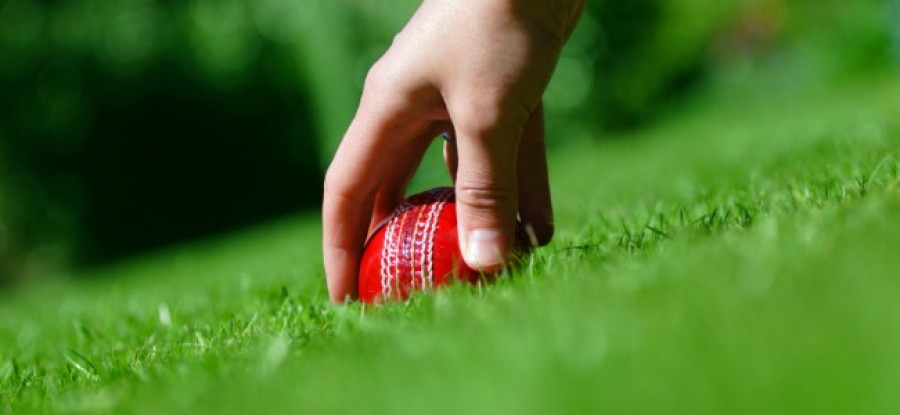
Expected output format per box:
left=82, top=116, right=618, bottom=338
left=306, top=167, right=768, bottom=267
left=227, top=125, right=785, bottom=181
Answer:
left=358, top=187, right=528, bottom=303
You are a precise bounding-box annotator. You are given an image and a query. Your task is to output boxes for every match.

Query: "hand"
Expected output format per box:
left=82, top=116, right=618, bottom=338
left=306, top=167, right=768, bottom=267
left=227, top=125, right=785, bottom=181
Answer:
left=323, top=0, right=585, bottom=302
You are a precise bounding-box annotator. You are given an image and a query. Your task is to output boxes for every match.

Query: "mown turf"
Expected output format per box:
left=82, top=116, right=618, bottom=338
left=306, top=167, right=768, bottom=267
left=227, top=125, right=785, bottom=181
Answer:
left=2, top=73, right=900, bottom=414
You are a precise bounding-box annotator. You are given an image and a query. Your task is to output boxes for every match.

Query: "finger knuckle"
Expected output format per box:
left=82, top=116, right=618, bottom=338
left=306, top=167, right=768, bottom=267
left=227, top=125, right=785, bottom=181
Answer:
left=456, top=183, right=517, bottom=211
left=323, top=169, right=355, bottom=201
left=360, top=62, right=418, bottom=120
left=452, top=95, right=530, bottom=140
left=363, top=59, right=392, bottom=91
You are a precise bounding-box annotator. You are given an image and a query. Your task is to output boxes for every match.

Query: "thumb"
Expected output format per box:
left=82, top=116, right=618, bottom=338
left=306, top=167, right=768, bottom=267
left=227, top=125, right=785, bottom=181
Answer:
left=453, top=112, right=524, bottom=272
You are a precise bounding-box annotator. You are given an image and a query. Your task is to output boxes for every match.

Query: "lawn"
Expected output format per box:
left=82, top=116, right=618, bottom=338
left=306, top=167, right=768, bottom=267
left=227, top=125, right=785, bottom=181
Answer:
left=2, top=72, right=900, bottom=414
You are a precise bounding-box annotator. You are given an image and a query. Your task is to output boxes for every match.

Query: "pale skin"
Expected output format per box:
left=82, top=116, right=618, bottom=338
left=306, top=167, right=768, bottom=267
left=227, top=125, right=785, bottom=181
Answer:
left=323, top=0, right=586, bottom=303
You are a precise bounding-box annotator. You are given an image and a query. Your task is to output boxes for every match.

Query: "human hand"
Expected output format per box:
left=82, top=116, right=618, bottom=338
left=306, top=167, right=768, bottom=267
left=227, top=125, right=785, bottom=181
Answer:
left=323, top=0, right=585, bottom=302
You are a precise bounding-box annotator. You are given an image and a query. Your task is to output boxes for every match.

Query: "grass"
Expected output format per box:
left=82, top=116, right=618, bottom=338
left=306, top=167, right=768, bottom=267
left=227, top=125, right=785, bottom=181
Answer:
left=2, top=72, right=900, bottom=414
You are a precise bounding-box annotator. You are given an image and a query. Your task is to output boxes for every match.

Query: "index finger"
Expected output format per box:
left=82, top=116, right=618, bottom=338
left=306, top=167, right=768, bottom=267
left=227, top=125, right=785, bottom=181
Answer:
left=323, top=112, right=400, bottom=303
left=322, top=105, right=432, bottom=303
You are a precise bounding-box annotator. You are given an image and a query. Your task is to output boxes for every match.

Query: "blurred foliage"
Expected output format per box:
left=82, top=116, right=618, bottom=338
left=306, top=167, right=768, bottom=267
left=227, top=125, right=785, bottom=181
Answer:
left=0, top=0, right=349, bottom=282
left=548, top=0, right=731, bottom=129
left=0, top=0, right=896, bottom=284
left=545, top=0, right=896, bottom=133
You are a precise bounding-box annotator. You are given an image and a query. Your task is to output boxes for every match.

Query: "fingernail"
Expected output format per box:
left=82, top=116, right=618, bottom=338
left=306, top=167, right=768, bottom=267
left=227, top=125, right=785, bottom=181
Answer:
left=465, top=229, right=506, bottom=269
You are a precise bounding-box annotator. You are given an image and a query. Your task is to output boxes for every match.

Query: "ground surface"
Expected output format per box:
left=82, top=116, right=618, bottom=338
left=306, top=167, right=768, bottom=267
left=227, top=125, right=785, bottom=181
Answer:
left=3, top=73, right=900, bottom=414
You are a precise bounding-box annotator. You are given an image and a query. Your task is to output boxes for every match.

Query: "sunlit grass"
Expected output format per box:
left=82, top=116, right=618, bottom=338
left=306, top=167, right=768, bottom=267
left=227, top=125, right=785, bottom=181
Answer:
left=2, top=75, right=900, bottom=413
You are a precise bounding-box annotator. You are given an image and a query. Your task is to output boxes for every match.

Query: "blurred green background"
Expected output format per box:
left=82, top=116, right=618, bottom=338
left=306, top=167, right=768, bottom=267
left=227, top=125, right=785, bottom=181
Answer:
left=0, top=0, right=896, bottom=284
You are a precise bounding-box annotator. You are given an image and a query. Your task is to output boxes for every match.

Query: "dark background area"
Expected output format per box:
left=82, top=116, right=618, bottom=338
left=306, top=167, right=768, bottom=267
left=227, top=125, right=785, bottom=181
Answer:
left=1, top=50, right=322, bottom=264
left=0, top=0, right=896, bottom=284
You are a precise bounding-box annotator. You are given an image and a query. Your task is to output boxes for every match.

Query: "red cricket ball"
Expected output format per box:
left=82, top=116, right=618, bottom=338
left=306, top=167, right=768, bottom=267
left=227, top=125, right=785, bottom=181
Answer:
left=358, top=187, right=529, bottom=303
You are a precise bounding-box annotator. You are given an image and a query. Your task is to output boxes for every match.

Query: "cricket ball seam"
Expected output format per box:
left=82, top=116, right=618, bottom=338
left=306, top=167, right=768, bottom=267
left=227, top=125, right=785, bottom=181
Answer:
left=423, top=191, right=450, bottom=289
left=378, top=188, right=451, bottom=300
left=380, top=203, right=400, bottom=300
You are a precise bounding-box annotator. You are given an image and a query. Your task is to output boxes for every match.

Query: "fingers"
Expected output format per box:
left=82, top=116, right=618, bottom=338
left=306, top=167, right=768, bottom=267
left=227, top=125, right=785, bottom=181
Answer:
left=323, top=105, right=426, bottom=303
left=516, top=103, right=554, bottom=247
left=446, top=106, right=553, bottom=248
left=451, top=103, right=529, bottom=272
left=368, top=126, right=445, bottom=235
left=322, top=120, right=383, bottom=303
